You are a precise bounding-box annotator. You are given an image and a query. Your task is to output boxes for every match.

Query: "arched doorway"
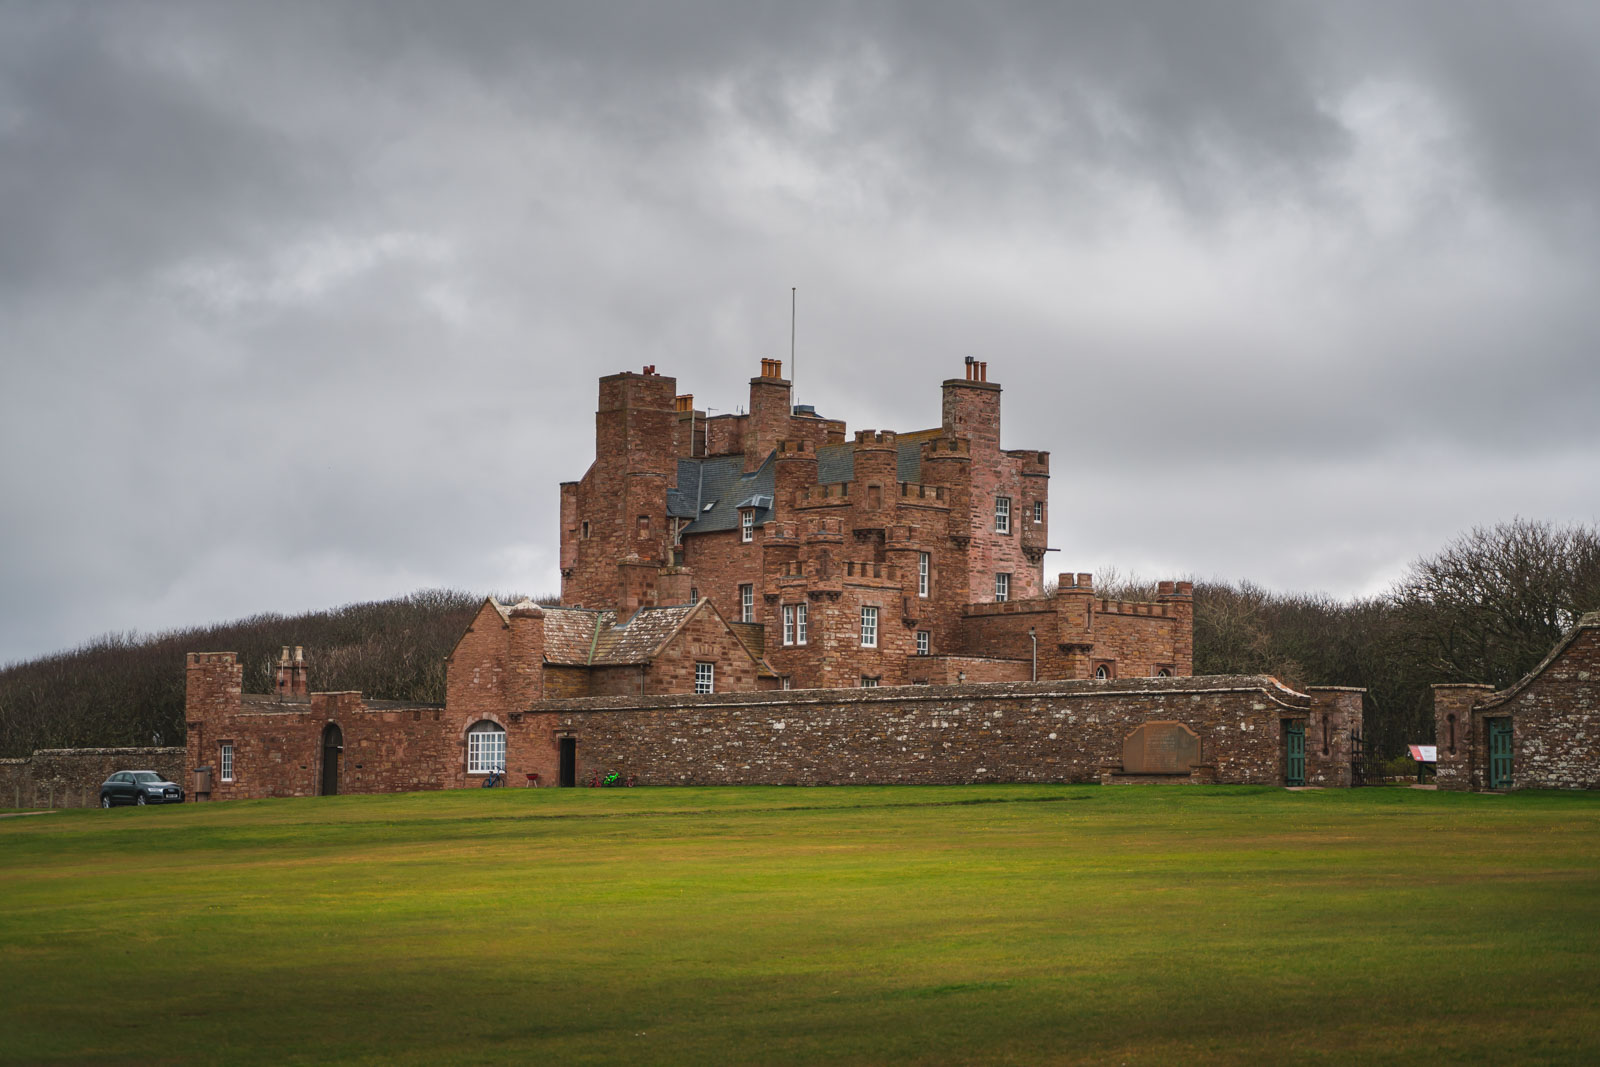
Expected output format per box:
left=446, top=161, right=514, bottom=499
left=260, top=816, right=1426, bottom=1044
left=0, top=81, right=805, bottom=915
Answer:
left=320, top=722, right=343, bottom=796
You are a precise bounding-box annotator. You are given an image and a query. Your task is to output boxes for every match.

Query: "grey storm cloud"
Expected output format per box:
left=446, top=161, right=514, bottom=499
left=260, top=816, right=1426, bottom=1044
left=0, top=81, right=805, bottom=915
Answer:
left=2, top=1, right=1598, bottom=664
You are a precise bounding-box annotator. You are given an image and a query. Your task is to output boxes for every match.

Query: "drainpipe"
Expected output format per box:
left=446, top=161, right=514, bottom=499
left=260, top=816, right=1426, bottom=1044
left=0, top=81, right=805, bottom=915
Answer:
left=1029, top=627, right=1037, bottom=682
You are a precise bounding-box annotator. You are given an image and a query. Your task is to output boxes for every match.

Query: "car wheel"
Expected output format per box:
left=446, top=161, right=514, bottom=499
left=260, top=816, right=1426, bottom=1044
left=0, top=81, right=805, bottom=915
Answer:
left=136, top=794, right=146, bottom=806
left=101, top=795, right=112, bottom=808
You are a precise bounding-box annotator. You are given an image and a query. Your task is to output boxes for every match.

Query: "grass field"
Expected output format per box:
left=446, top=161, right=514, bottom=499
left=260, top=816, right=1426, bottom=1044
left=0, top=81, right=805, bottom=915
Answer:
left=3, top=786, right=1598, bottom=1065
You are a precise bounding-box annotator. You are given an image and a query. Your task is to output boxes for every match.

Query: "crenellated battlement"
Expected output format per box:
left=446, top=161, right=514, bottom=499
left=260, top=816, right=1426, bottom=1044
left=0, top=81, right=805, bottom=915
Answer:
left=842, top=560, right=900, bottom=583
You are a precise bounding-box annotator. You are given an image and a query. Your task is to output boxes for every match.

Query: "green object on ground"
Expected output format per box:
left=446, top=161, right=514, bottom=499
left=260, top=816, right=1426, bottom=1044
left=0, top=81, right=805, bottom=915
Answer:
left=2, top=786, right=1597, bottom=1064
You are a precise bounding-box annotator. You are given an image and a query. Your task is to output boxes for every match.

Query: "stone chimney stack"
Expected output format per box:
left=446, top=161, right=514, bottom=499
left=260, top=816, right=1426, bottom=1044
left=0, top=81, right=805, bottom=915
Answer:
left=274, top=646, right=309, bottom=699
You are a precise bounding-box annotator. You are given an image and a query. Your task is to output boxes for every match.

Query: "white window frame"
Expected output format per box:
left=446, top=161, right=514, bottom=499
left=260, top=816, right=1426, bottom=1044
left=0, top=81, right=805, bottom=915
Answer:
left=860, top=605, right=878, bottom=648
left=995, top=496, right=1011, bottom=534
left=860, top=676, right=880, bottom=688
left=740, top=583, right=754, bottom=622
left=1033, top=501, right=1044, bottom=524
left=796, top=602, right=808, bottom=645
left=695, top=662, right=714, bottom=694
left=995, top=572, right=1010, bottom=602
left=219, top=742, right=234, bottom=782
left=783, top=604, right=796, bottom=646
left=741, top=510, right=754, bottom=543
left=916, top=630, right=930, bottom=656
left=918, top=552, right=930, bottom=598
left=466, top=721, right=506, bottom=774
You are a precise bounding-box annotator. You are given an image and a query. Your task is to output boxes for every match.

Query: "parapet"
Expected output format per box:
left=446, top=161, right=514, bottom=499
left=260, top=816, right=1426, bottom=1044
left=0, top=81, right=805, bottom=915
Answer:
left=1056, top=573, right=1095, bottom=594
left=853, top=429, right=897, bottom=448
left=921, top=437, right=971, bottom=457
left=187, top=652, right=237, bottom=668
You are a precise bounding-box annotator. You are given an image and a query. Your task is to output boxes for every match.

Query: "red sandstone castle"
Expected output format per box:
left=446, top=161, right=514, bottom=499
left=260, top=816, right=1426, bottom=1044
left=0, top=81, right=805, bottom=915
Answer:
left=554, top=358, right=1191, bottom=691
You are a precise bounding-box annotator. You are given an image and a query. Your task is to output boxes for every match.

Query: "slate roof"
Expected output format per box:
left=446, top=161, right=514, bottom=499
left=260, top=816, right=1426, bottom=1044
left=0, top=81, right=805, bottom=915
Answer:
left=815, top=429, right=940, bottom=487
left=674, top=453, right=776, bottom=535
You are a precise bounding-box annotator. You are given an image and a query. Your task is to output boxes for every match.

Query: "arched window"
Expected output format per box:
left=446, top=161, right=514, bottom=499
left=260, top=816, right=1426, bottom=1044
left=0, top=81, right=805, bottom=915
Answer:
left=1094, top=665, right=1110, bottom=680
left=467, top=721, right=506, bottom=774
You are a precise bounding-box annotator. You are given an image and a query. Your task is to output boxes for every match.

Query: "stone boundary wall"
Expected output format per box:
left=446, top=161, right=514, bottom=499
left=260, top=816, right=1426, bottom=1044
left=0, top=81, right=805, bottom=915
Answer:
left=0, top=748, right=187, bottom=809
left=533, top=676, right=1354, bottom=788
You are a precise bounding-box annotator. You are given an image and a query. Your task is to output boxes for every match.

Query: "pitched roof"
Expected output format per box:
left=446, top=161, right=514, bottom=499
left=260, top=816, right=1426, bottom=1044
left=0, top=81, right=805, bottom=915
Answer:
left=676, top=453, right=776, bottom=535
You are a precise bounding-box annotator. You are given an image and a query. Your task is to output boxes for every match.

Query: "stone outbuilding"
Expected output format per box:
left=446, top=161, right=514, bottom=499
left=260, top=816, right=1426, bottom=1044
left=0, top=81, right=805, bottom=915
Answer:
left=1434, top=611, right=1600, bottom=791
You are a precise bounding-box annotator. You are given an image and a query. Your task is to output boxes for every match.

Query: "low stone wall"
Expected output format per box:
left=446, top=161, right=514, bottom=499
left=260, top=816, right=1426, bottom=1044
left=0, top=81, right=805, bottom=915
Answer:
left=533, top=675, right=1356, bottom=788
left=0, top=747, right=187, bottom=809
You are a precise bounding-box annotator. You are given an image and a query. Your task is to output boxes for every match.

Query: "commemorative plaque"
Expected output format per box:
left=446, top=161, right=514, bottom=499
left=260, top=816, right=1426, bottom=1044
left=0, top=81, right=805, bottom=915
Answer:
left=1121, top=721, right=1201, bottom=775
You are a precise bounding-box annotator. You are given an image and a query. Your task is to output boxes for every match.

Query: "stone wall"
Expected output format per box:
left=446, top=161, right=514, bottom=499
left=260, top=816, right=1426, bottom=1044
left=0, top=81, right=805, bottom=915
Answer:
left=186, top=671, right=1356, bottom=799
left=0, top=747, right=186, bottom=809
left=521, top=675, right=1350, bottom=789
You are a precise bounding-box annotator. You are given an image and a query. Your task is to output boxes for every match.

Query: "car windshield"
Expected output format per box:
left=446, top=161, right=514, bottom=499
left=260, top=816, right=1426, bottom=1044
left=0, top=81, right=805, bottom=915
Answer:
left=132, top=772, right=162, bottom=783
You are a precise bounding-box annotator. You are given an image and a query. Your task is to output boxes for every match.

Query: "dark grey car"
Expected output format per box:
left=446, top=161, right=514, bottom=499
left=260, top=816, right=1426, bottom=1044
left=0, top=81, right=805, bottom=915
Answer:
left=100, top=770, right=185, bottom=807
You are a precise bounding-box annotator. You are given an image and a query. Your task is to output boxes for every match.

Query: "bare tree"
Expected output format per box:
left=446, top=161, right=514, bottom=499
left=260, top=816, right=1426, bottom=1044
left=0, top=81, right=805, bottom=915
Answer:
left=1394, top=518, right=1600, bottom=689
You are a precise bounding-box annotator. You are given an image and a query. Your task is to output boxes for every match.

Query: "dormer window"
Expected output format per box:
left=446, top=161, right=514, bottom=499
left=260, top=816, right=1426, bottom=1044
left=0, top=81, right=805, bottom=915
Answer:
left=741, top=510, right=754, bottom=543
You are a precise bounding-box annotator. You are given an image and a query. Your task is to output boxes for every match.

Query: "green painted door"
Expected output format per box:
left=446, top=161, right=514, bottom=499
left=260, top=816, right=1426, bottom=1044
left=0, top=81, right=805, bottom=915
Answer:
left=1489, top=719, right=1513, bottom=789
left=1285, top=721, right=1306, bottom=786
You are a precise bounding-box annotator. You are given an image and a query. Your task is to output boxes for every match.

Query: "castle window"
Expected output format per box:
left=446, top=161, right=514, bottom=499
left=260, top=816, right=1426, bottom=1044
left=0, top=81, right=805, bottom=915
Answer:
left=1094, top=664, right=1110, bottom=680
left=219, top=742, right=234, bottom=783
left=1154, top=667, right=1171, bottom=678
left=1033, top=501, right=1044, bottom=524
left=860, top=605, right=878, bottom=648
left=741, top=511, right=754, bottom=543
left=796, top=602, right=808, bottom=644
left=916, top=630, right=930, bottom=656
left=995, top=496, right=1011, bottom=534
left=636, top=515, right=651, bottom=538
left=466, top=721, right=506, bottom=774
left=581, top=521, right=590, bottom=539
left=781, top=676, right=792, bottom=690
left=1448, top=713, right=1457, bottom=755
left=861, top=675, right=880, bottom=687
left=740, top=584, right=754, bottom=622
left=995, top=573, right=1010, bottom=602
left=783, top=604, right=795, bottom=645
left=918, top=552, right=930, bottom=598
left=695, top=662, right=714, bottom=694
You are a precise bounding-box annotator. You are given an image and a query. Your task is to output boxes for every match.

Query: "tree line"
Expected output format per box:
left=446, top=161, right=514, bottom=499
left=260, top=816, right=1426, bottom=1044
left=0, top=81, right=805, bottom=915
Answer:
left=2, top=520, right=1595, bottom=759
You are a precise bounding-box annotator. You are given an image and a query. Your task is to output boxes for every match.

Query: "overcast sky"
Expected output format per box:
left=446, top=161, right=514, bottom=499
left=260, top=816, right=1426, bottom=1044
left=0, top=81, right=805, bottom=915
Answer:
left=2, top=1, right=1598, bottom=665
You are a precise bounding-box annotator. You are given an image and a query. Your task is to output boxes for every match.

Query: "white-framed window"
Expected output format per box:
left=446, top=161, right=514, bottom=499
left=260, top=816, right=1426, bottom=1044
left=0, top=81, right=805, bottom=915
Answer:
left=741, top=511, right=754, bottom=542
left=219, top=742, right=234, bottom=782
left=780, top=676, right=792, bottom=690
left=861, top=676, right=880, bottom=688
left=916, top=630, right=930, bottom=656
left=783, top=604, right=796, bottom=645
left=995, top=573, right=1010, bottom=602
left=1095, top=664, right=1110, bottom=680
left=466, top=721, right=506, bottom=773
left=1155, top=667, right=1172, bottom=678
left=740, top=583, right=754, bottom=622
left=860, top=605, right=878, bottom=648
left=796, top=602, right=808, bottom=645
left=1033, top=501, right=1044, bottom=524
left=995, top=496, right=1011, bottom=534
left=695, top=662, right=714, bottom=694
left=918, top=552, right=930, bottom=598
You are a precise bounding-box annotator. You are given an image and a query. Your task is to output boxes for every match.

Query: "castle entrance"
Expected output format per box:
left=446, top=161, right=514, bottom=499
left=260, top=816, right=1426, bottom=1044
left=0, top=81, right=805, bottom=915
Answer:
left=320, top=723, right=343, bottom=796
left=559, top=737, right=577, bottom=787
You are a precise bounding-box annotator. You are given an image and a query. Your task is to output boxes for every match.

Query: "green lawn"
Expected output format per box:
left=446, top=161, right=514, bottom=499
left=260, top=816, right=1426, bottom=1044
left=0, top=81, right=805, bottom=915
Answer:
left=2, top=786, right=1597, bottom=1064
